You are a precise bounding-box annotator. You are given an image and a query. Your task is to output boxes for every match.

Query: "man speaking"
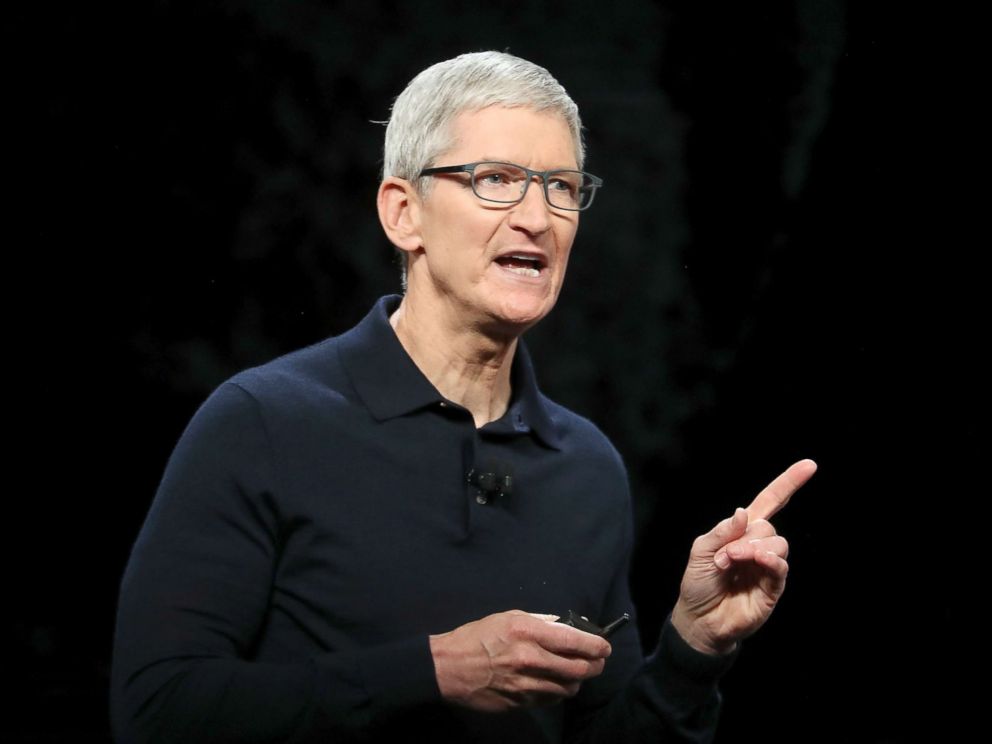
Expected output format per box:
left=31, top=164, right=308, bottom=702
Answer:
left=112, top=51, right=815, bottom=743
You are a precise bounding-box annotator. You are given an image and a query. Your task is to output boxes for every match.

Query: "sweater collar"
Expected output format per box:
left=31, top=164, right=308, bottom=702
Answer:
left=337, top=295, right=562, bottom=449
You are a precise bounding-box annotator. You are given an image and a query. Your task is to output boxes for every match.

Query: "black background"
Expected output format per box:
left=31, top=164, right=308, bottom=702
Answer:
left=12, top=1, right=970, bottom=741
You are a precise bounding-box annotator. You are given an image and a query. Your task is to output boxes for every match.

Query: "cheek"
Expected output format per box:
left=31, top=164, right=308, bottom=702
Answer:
left=437, top=206, right=502, bottom=247
left=554, top=226, right=578, bottom=268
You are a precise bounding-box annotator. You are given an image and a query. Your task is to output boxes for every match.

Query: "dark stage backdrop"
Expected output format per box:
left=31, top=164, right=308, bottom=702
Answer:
left=12, top=1, right=968, bottom=741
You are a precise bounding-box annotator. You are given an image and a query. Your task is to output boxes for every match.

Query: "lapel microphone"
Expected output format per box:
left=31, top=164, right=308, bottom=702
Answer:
left=467, top=462, right=514, bottom=504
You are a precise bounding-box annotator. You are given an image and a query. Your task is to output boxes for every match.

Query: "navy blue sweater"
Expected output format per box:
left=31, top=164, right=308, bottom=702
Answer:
left=112, top=295, right=734, bottom=743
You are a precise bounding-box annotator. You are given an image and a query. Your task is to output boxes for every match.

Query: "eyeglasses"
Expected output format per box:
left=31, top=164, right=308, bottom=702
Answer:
left=418, top=161, right=603, bottom=211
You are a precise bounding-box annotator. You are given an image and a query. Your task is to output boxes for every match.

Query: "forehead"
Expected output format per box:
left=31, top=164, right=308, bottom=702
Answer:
left=443, top=106, right=578, bottom=170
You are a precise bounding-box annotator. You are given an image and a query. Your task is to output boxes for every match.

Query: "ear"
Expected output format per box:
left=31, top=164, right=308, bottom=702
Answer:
left=377, top=176, right=423, bottom=254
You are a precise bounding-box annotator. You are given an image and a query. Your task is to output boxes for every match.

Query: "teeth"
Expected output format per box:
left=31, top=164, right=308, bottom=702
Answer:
left=506, top=266, right=540, bottom=277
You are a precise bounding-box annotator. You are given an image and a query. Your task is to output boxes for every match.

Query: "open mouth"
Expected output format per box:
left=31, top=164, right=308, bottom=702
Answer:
left=494, top=254, right=546, bottom=278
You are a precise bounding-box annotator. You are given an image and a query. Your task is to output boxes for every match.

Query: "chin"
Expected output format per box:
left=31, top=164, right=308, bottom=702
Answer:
left=488, top=297, right=555, bottom=335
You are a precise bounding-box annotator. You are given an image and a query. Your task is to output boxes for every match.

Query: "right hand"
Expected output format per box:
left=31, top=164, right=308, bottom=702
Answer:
left=429, top=610, right=611, bottom=712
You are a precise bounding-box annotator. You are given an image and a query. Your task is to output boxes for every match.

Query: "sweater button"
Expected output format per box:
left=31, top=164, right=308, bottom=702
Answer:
left=476, top=494, right=488, bottom=505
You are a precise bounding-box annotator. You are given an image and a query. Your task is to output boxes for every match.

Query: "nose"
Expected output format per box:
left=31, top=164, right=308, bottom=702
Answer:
left=507, top=176, right=552, bottom=235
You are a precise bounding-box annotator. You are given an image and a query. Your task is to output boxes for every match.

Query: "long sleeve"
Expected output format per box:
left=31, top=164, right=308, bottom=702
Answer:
left=566, top=618, right=737, bottom=743
left=562, top=479, right=737, bottom=743
left=110, top=383, right=440, bottom=743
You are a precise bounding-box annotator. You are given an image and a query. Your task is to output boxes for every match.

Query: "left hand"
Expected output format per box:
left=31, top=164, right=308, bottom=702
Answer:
left=671, top=459, right=817, bottom=655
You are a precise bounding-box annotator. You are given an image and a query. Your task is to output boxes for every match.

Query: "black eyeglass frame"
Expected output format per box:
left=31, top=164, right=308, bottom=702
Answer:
left=418, top=161, right=603, bottom=212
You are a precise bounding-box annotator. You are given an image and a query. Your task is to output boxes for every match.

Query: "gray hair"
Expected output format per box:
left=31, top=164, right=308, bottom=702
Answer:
left=383, top=51, right=585, bottom=187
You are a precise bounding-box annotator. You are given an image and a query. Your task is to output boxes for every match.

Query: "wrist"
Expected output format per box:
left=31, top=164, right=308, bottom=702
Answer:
left=429, top=632, right=456, bottom=700
left=430, top=631, right=479, bottom=705
left=670, top=603, right=737, bottom=657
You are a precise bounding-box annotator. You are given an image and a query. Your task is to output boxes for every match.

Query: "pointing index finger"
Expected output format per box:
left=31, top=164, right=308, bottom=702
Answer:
left=745, top=459, right=817, bottom=522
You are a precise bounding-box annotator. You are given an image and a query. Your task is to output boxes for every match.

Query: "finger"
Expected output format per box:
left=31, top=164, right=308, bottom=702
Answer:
left=525, top=619, right=612, bottom=660
left=504, top=613, right=610, bottom=659
left=744, top=518, right=777, bottom=539
left=508, top=610, right=562, bottom=625
left=695, top=507, right=749, bottom=561
left=528, top=680, right=582, bottom=701
left=534, top=653, right=605, bottom=683
left=745, top=459, right=817, bottom=522
left=754, top=549, right=789, bottom=598
left=723, top=535, right=789, bottom=564
left=753, top=535, right=788, bottom=559
left=507, top=674, right=582, bottom=703
left=512, top=642, right=606, bottom=684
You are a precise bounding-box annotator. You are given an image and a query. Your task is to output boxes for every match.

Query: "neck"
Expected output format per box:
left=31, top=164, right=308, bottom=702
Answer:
left=390, top=297, right=517, bottom=428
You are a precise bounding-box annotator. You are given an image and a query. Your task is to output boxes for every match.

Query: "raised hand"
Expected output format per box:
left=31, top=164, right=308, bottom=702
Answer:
left=429, top=610, right=611, bottom=712
left=671, top=459, right=817, bottom=656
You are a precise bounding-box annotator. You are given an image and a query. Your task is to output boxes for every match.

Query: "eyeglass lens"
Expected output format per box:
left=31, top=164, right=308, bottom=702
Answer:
left=471, top=163, right=594, bottom=210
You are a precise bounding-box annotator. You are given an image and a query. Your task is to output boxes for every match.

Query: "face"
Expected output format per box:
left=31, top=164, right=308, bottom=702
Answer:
left=409, top=106, right=580, bottom=337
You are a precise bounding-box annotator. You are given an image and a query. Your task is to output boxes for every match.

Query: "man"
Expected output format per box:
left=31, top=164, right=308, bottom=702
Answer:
left=112, top=51, right=815, bottom=743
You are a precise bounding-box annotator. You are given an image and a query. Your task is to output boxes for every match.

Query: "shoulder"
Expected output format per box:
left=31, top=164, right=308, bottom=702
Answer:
left=226, top=335, right=351, bottom=408
left=217, top=296, right=397, bottom=417
left=174, top=335, right=351, bottom=444
left=172, top=336, right=359, bottom=460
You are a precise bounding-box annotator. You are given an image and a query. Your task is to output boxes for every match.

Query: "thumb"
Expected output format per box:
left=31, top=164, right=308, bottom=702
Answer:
left=693, top=507, right=748, bottom=569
